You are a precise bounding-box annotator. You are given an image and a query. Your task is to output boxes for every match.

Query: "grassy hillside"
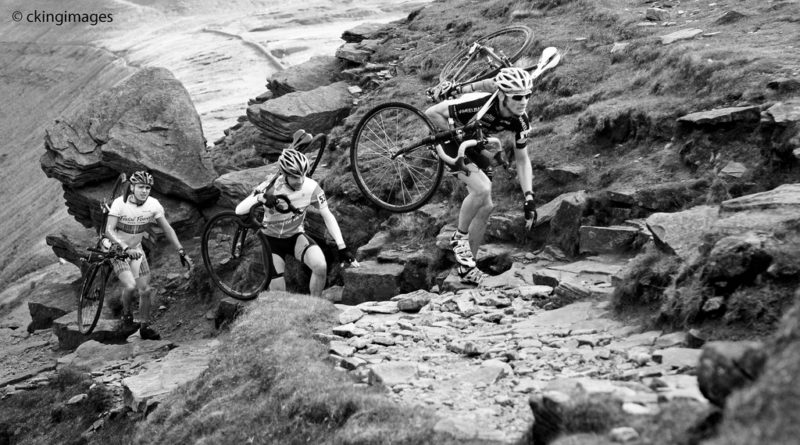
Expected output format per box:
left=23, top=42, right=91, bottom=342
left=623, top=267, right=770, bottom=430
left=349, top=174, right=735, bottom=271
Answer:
left=322, top=0, right=799, bottom=209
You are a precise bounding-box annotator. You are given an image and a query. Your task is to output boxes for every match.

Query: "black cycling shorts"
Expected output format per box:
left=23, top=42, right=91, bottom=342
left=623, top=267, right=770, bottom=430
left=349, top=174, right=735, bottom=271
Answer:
left=265, top=233, right=317, bottom=272
left=440, top=138, right=493, bottom=172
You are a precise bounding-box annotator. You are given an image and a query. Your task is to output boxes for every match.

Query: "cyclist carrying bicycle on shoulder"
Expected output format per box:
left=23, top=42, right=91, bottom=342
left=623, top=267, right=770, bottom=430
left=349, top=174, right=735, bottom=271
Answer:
left=235, top=148, right=357, bottom=297
left=105, top=171, right=194, bottom=340
left=425, top=67, right=537, bottom=285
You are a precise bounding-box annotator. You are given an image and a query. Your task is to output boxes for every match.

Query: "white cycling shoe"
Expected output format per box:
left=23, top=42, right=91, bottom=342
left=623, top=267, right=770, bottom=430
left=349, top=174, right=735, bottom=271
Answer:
left=458, top=265, right=487, bottom=285
left=450, top=231, right=476, bottom=268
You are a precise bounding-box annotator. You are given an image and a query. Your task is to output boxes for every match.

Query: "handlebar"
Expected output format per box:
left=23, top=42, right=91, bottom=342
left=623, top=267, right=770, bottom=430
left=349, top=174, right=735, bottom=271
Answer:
left=395, top=122, right=502, bottom=176
left=82, top=247, right=130, bottom=263
left=247, top=193, right=303, bottom=228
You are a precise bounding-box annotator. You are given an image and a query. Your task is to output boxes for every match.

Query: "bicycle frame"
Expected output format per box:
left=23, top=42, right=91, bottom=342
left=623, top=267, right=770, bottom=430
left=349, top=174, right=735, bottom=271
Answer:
left=450, top=42, right=513, bottom=88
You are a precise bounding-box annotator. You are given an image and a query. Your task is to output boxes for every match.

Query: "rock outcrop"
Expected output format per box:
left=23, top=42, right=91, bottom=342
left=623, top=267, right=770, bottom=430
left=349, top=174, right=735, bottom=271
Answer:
left=246, top=81, right=353, bottom=152
left=41, top=67, right=219, bottom=204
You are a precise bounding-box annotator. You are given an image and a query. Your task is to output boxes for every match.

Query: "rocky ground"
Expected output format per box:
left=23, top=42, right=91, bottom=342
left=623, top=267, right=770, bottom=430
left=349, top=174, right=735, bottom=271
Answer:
left=0, top=245, right=710, bottom=444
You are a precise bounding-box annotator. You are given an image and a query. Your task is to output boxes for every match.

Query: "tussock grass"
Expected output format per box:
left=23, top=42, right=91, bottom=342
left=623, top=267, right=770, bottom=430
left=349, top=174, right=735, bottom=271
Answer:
left=136, top=292, right=471, bottom=445
left=612, top=245, right=681, bottom=311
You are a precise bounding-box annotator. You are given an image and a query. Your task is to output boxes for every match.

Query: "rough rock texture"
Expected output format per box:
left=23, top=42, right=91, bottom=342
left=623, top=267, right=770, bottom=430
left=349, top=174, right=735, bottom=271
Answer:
left=267, top=56, right=342, bottom=97
left=247, top=81, right=353, bottom=144
left=706, top=290, right=800, bottom=444
left=697, top=341, right=767, bottom=407
left=41, top=67, right=219, bottom=204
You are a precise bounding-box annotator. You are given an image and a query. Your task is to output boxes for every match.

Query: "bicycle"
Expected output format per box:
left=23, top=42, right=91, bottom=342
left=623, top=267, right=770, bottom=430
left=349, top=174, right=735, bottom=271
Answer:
left=201, top=130, right=327, bottom=300
left=350, top=40, right=562, bottom=212
left=77, top=247, right=131, bottom=334
left=434, top=25, right=534, bottom=93
left=76, top=172, right=128, bottom=335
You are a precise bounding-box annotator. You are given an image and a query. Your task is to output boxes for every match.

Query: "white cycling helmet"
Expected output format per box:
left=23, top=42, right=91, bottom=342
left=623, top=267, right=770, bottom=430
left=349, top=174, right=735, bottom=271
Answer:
left=278, top=148, right=310, bottom=177
left=494, top=67, right=533, bottom=95
left=129, top=170, right=154, bottom=185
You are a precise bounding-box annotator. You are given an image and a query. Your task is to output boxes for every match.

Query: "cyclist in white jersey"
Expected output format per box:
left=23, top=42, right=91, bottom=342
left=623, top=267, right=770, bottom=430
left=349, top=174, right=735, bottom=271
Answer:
left=235, top=148, right=357, bottom=297
left=105, top=171, right=194, bottom=340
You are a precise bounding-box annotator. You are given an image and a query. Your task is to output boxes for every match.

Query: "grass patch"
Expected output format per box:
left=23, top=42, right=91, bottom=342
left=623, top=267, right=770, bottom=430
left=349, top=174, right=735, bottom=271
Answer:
left=612, top=245, right=681, bottom=311
left=0, top=367, right=122, bottom=445
left=135, top=292, right=471, bottom=444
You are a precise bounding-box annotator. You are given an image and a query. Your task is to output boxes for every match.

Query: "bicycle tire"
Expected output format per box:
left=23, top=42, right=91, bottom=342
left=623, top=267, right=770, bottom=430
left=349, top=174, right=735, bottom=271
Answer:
left=300, top=133, right=327, bottom=178
left=77, top=263, right=107, bottom=335
left=98, top=173, right=128, bottom=236
left=350, top=102, right=444, bottom=213
left=201, top=211, right=272, bottom=300
left=439, top=25, right=534, bottom=85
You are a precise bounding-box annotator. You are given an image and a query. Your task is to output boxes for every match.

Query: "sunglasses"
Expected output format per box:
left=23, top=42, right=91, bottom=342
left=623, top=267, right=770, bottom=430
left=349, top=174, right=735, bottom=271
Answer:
left=509, top=93, right=532, bottom=101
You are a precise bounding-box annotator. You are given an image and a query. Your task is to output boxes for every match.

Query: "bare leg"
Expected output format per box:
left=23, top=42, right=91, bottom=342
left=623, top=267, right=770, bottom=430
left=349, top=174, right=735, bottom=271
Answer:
left=135, top=275, right=151, bottom=323
left=456, top=167, right=493, bottom=258
left=118, top=271, right=137, bottom=316
left=269, top=254, right=286, bottom=292
left=295, top=236, right=327, bottom=297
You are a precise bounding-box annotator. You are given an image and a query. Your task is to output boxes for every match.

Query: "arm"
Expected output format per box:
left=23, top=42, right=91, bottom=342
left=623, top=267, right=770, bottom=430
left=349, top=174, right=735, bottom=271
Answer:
left=235, top=193, right=260, bottom=215
left=318, top=206, right=346, bottom=249
left=514, top=143, right=534, bottom=197
left=156, top=216, right=183, bottom=252
left=458, top=78, right=496, bottom=95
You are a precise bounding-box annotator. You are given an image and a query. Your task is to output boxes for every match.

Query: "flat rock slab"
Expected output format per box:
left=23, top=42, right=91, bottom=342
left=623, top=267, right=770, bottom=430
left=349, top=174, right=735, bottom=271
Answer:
left=646, top=205, right=719, bottom=261
left=123, top=339, right=220, bottom=412
left=678, top=106, right=761, bottom=126
left=57, top=338, right=174, bottom=372
left=52, top=311, right=138, bottom=350
left=579, top=226, right=640, bottom=255
left=341, top=260, right=404, bottom=304
left=653, top=347, right=702, bottom=369
left=546, top=259, right=625, bottom=283
left=514, top=301, right=623, bottom=337
left=368, top=361, right=418, bottom=386
left=660, top=28, right=703, bottom=44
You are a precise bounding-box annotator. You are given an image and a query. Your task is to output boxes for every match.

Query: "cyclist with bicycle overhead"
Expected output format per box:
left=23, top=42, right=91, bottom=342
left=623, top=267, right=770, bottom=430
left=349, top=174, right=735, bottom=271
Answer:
left=425, top=67, right=537, bottom=285
left=235, top=148, right=357, bottom=297
left=105, top=171, right=194, bottom=340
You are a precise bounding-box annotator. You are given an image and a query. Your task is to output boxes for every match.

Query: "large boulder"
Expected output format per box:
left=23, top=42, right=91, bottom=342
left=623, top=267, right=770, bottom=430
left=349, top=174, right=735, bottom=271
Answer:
left=60, top=179, right=203, bottom=236
left=246, top=81, right=353, bottom=145
left=267, top=56, right=342, bottom=97
left=41, top=67, right=219, bottom=204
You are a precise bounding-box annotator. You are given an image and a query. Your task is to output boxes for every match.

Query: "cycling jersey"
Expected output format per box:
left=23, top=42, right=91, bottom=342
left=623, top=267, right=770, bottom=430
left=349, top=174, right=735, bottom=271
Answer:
left=108, top=195, right=164, bottom=249
left=447, top=92, right=531, bottom=149
left=252, top=175, right=328, bottom=238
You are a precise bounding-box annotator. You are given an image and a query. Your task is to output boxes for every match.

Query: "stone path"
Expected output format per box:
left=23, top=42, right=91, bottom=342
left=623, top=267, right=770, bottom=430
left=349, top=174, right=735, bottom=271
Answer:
left=322, top=255, right=710, bottom=443
left=1, top=252, right=710, bottom=443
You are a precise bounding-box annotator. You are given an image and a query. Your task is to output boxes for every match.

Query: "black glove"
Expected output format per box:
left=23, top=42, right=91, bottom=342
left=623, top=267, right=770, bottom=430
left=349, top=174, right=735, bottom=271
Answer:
left=524, top=199, right=537, bottom=230
left=260, top=190, right=277, bottom=208
left=493, top=150, right=509, bottom=169
left=338, top=247, right=355, bottom=265
left=178, top=249, right=194, bottom=271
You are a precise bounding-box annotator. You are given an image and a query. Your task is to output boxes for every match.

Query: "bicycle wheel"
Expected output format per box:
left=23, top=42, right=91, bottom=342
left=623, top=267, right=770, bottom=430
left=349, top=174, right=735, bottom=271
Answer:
left=350, top=102, right=444, bottom=213
left=98, top=173, right=128, bottom=236
left=201, top=212, right=272, bottom=300
left=77, top=264, right=107, bottom=335
left=301, top=133, right=327, bottom=178
left=439, top=25, right=534, bottom=85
